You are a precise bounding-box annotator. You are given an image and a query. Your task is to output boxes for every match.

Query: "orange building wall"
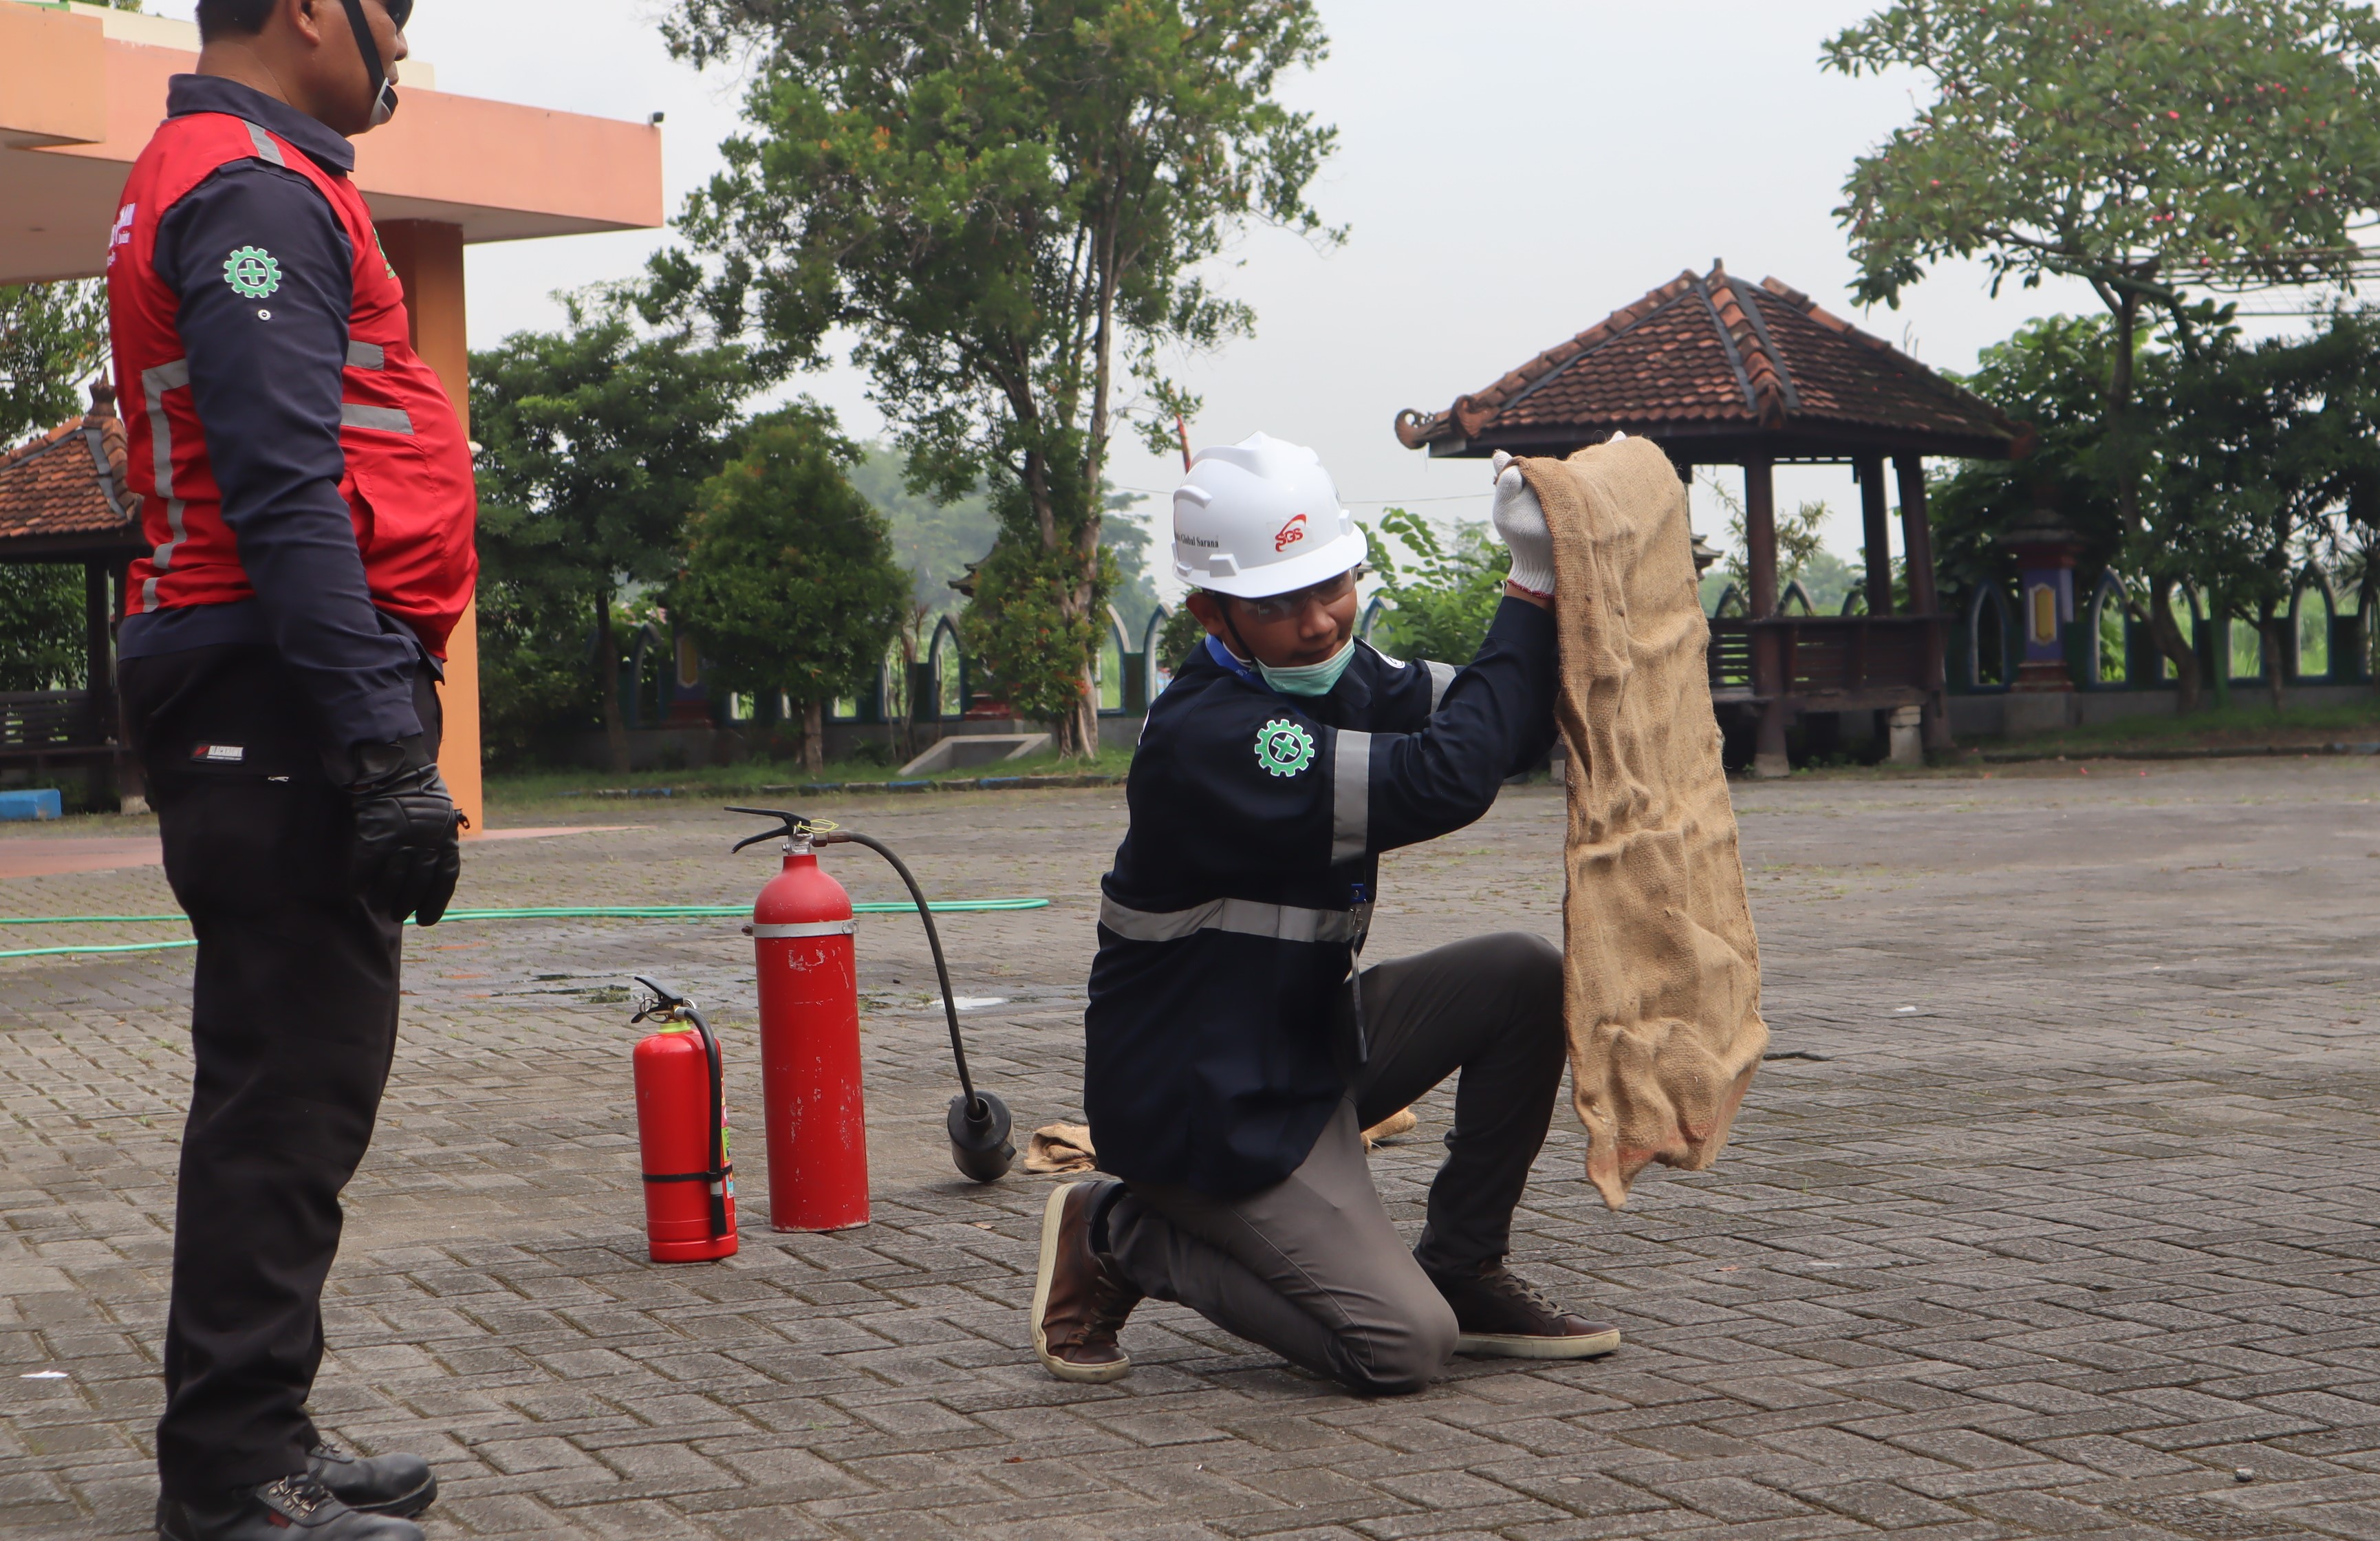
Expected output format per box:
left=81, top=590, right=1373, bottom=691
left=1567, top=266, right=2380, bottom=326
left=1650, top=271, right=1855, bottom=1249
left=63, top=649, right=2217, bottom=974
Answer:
left=382, top=222, right=483, bottom=835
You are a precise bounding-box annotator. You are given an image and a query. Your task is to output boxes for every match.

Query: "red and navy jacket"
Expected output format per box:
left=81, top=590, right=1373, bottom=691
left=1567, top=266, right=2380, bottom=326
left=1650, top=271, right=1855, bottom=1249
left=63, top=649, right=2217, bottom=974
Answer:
left=1084, top=600, right=1559, bottom=1196
left=109, top=76, right=477, bottom=752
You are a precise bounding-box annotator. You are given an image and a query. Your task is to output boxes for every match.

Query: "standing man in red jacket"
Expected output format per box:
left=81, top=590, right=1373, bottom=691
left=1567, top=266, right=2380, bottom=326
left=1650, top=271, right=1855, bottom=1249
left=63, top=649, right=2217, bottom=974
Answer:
left=108, top=3, right=470, bottom=1538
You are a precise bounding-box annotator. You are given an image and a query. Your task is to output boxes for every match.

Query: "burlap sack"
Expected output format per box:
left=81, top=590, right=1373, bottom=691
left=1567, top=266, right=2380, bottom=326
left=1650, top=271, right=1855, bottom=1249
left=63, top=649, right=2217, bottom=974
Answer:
left=1513, top=438, right=1767, bottom=1209
left=1024, top=1108, right=1422, bottom=1176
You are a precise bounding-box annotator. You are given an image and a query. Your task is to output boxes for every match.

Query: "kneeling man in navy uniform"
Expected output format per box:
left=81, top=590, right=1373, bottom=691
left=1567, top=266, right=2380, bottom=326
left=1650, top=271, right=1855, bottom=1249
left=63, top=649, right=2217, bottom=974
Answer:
left=1032, top=432, right=1618, bottom=1394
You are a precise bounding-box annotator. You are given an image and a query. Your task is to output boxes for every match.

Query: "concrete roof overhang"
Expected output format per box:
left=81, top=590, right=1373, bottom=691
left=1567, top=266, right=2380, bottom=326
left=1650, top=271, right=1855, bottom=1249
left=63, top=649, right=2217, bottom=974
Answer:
left=0, top=1, right=664, bottom=285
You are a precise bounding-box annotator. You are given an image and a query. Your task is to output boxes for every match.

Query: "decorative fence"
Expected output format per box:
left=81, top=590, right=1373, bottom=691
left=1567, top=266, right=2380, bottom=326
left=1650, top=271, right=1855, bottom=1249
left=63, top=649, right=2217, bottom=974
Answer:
left=603, top=607, right=1182, bottom=733
left=823, top=605, right=1175, bottom=727
left=1946, top=569, right=2372, bottom=693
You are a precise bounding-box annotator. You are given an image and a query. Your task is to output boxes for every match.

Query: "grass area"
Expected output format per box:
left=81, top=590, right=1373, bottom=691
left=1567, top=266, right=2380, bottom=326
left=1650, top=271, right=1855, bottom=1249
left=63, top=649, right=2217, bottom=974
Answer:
left=486, top=742, right=1140, bottom=810
left=1976, top=694, right=2380, bottom=757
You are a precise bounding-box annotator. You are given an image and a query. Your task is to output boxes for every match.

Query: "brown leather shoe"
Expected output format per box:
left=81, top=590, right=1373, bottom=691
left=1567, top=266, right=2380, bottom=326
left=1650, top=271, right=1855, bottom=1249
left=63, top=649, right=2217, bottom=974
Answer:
left=1031, top=1180, right=1142, bottom=1383
left=1429, top=1260, right=1621, bottom=1360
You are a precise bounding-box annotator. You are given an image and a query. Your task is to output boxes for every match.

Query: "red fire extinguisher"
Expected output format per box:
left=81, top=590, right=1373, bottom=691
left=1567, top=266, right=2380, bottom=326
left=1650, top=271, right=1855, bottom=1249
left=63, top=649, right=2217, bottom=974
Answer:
left=630, top=977, right=737, bottom=1262
left=728, top=808, right=1017, bottom=1220
left=744, top=820, right=871, bottom=1231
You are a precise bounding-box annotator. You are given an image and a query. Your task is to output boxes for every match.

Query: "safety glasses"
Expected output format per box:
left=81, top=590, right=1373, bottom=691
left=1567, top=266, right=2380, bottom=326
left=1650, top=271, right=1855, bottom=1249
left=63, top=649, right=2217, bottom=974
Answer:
left=384, top=0, right=413, bottom=30
left=1233, top=567, right=1363, bottom=624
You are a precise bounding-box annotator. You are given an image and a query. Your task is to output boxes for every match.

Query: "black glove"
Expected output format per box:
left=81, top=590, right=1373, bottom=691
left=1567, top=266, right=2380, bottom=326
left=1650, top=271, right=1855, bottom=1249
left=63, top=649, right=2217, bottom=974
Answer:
left=345, top=739, right=463, bottom=925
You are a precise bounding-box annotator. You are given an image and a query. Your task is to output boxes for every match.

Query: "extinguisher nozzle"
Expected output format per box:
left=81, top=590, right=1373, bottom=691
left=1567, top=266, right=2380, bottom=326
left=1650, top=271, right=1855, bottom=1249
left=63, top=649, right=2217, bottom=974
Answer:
left=947, top=1089, right=1016, bottom=1183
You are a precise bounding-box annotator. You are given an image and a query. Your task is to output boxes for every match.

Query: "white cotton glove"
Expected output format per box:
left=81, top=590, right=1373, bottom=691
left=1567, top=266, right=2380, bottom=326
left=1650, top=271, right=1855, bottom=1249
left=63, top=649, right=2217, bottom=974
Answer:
left=1489, top=449, right=1557, bottom=596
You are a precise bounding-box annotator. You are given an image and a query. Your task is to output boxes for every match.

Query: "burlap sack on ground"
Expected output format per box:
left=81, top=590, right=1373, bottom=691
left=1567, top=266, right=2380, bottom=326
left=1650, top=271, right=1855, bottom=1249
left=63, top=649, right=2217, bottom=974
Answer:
left=1513, top=438, right=1767, bottom=1209
left=1024, top=1108, right=1421, bottom=1175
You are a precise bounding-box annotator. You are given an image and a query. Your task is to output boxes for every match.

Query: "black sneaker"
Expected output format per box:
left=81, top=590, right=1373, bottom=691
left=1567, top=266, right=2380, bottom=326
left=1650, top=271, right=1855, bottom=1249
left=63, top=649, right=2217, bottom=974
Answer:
left=156, top=1475, right=424, bottom=1541
left=310, top=1441, right=437, bottom=1518
left=1427, top=1260, right=1621, bottom=1360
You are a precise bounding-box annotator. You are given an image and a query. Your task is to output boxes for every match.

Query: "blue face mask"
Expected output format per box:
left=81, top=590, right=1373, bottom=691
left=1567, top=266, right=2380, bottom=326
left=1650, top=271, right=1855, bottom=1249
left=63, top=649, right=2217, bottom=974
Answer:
left=1256, top=638, right=1357, bottom=697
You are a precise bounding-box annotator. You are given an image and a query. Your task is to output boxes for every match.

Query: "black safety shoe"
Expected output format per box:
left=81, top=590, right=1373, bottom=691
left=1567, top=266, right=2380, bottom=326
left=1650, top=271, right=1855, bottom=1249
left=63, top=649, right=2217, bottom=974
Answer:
left=310, top=1440, right=437, bottom=1518
left=156, top=1474, right=424, bottom=1541
left=1427, top=1260, right=1622, bottom=1360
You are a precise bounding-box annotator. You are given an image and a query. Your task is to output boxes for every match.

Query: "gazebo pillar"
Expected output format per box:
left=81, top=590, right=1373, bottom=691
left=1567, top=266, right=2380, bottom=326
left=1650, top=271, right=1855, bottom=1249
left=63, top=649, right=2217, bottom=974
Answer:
left=1894, top=454, right=1951, bottom=751
left=1744, top=456, right=1788, bottom=778
left=83, top=561, right=111, bottom=726
left=382, top=220, right=484, bottom=835
left=1857, top=455, right=1892, bottom=615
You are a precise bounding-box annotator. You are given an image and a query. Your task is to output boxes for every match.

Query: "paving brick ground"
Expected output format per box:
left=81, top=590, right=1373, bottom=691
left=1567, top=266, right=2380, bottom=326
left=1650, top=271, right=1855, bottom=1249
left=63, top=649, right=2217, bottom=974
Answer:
left=6, top=759, right=2380, bottom=1540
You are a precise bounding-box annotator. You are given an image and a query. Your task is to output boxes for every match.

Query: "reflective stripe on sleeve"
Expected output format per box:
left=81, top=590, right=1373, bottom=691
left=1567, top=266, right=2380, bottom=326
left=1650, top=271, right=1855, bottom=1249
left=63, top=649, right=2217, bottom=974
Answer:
left=1099, top=894, right=1365, bottom=945
left=1425, top=660, right=1456, bottom=712
left=140, top=359, right=193, bottom=612
left=339, top=403, right=414, bottom=434
left=1330, top=729, right=1371, bottom=865
left=346, top=341, right=387, bottom=369
left=748, top=919, right=858, bottom=938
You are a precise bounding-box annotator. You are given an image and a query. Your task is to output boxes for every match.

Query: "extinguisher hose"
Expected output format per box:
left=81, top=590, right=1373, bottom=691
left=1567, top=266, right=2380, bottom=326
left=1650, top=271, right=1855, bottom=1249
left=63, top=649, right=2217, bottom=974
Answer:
left=686, top=1004, right=731, bottom=1239
left=812, top=830, right=984, bottom=1114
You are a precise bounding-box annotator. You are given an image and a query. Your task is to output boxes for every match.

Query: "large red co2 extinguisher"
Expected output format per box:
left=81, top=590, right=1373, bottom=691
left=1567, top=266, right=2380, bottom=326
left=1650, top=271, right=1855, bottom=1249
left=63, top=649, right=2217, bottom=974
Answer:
left=729, top=808, right=1017, bottom=1224
left=629, top=977, right=737, bottom=1262
left=742, top=820, right=871, bottom=1231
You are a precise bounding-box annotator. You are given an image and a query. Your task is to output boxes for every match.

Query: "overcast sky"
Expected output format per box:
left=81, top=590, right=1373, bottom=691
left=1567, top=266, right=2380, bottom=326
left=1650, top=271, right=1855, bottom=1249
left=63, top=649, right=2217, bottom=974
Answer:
left=149, top=0, right=2125, bottom=584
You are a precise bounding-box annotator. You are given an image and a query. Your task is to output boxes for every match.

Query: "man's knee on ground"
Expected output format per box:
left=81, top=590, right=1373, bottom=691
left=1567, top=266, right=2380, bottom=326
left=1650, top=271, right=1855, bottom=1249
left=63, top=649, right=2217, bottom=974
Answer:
left=1328, top=1292, right=1458, bottom=1396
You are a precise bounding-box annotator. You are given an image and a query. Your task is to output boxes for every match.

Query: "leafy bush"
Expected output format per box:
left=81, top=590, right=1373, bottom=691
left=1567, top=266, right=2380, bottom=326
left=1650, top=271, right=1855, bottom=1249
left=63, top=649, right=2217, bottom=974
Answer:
left=0, top=564, right=85, bottom=692
left=1364, top=508, right=1507, bottom=665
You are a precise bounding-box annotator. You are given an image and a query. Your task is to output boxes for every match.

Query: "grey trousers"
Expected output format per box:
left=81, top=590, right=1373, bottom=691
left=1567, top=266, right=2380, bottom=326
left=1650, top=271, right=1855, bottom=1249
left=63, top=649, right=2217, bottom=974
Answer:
left=1105, top=931, right=1567, bottom=1394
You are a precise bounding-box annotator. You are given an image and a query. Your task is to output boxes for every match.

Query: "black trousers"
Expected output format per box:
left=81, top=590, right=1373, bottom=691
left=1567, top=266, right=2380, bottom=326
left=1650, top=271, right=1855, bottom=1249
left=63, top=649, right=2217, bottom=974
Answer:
left=121, top=645, right=435, bottom=1500
left=1107, top=930, right=1568, bottom=1394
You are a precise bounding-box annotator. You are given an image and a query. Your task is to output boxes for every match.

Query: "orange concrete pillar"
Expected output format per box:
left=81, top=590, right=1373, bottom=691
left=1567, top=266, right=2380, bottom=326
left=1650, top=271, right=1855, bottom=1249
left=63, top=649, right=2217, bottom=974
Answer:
left=380, top=219, right=484, bottom=834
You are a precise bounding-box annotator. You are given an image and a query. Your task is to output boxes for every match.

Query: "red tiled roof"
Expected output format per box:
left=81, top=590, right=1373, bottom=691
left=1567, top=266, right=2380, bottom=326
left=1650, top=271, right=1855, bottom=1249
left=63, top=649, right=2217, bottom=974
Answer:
left=1394, top=263, right=2019, bottom=461
left=0, top=387, right=142, bottom=558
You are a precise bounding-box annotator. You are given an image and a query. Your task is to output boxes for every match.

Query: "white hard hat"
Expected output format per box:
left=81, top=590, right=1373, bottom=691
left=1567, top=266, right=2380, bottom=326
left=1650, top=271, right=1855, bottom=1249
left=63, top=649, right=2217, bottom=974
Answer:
left=1171, top=431, right=1370, bottom=599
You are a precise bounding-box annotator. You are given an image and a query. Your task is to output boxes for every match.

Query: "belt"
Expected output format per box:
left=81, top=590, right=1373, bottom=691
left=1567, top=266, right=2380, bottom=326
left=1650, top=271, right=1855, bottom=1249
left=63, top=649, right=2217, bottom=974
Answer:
left=1098, top=894, right=1371, bottom=946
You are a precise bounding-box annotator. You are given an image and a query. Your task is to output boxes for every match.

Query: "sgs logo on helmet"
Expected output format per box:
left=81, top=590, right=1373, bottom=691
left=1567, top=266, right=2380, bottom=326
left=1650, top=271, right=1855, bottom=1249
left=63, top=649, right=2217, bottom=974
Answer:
left=1273, top=513, right=1306, bottom=552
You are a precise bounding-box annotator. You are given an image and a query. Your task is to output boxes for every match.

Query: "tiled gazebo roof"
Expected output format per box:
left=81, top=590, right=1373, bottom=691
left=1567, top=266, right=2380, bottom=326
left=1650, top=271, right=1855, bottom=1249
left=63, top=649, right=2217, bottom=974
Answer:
left=1394, top=262, right=2020, bottom=463
left=0, top=385, right=142, bottom=562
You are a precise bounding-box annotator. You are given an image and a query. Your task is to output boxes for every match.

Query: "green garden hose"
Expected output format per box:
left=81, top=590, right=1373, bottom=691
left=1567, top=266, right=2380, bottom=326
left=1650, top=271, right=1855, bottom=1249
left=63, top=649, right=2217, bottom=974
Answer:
left=0, top=898, right=1050, bottom=961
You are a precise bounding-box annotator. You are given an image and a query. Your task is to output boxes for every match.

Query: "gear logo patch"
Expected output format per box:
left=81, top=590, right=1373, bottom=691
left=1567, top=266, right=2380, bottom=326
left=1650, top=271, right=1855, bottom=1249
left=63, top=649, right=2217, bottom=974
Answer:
left=222, top=246, right=282, bottom=301
left=1254, top=718, right=1316, bottom=779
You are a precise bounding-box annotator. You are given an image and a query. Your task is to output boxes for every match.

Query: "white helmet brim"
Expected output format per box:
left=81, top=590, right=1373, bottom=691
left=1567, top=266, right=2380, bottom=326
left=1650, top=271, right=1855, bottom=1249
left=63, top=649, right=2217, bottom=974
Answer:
left=1191, top=525, right=1370, bottom=599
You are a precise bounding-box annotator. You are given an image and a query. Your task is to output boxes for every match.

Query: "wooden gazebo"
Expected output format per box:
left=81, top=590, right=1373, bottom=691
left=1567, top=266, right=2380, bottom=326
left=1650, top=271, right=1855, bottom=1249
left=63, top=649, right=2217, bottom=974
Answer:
left=0, top=384, right=144, bottom=796
left=1396, top=261, right=2020, bottom=775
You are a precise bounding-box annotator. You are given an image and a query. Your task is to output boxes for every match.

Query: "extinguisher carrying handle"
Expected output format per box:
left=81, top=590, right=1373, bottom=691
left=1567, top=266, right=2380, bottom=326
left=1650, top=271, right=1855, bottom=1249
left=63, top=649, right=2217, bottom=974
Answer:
left=631, top=975, right=733, bottom=1239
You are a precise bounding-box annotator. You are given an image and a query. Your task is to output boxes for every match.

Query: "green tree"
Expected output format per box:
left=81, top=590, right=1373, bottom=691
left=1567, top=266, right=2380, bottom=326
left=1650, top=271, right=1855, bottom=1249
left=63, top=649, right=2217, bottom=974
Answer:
left=1365, top=510, right=1508, bottom=666
left=1929, top=314, right=2138, bottom=609
left=0, top=281, right=107, bottom=449
left=2154, top=309, right=2380, bottom=707
left=1100, top=499, right=1165, bottom=636
left=849, top=446, right=1000, bottom=614
left=470, top=287, right=754, bottom=773
left=658, top=0, right=1339, bottom=756
left=1, top=280, right=109, bottom=696
left=1825, top=0, right=2380, bottom=708
left=0, top=565, right=85, bottom=693
left=671, top=409, right=910, bottom=773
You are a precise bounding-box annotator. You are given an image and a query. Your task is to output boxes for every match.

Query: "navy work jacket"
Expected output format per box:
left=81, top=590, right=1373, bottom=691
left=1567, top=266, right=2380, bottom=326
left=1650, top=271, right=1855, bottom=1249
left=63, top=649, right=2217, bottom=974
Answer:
left=1084, top=596, right=1561, bottom=1197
